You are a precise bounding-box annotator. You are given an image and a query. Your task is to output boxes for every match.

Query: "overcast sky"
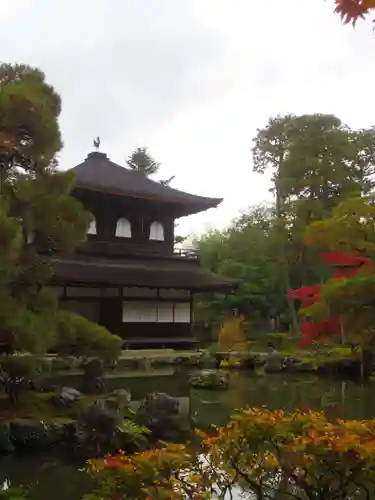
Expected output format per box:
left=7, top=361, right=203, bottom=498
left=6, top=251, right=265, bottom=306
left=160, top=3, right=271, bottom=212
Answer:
left=1, top=0, right=374, bottom=237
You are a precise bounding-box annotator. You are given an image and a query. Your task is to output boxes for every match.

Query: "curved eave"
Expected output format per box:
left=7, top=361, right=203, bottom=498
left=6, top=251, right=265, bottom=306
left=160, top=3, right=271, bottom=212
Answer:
left=73, top=182, right=223, bottom=216
left=67, top=152, right=223, bottom=216
left=49, top=256, right=239, bottom=292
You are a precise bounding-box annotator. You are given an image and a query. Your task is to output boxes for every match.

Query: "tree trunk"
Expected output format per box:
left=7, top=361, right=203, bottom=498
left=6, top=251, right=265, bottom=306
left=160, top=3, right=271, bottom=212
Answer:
left=360, top=348, right=364, bottom=379
left=275, top=182, right=298, bottom=336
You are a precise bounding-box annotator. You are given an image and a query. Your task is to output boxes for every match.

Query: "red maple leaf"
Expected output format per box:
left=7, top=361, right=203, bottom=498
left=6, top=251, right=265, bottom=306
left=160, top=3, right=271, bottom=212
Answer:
left=288, top=251, right=372, bottom=345
left=300, top=317, right=342, bottom=345
left=320, top=251, right=372, bottom=269
left=334, top=0, right=374, bottom=25
left=288, top=284, right=320, bottom=306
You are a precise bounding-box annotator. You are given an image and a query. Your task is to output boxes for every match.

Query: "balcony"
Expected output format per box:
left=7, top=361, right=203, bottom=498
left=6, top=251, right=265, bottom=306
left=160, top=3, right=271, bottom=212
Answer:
left=37, top=236, right=199, bottom=262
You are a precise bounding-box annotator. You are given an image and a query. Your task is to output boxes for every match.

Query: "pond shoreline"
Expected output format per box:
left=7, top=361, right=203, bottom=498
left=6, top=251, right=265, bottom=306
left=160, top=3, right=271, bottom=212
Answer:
left=1, top=370, right=375, bottom=498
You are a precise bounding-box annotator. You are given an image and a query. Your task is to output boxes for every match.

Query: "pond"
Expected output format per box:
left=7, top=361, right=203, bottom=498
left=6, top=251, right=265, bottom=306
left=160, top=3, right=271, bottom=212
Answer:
left=2, top=369, right=375, bottom=498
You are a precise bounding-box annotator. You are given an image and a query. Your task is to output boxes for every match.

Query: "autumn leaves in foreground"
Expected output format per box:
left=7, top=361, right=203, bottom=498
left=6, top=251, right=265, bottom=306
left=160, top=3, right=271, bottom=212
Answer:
left=85, top=406, right=375, bottom=500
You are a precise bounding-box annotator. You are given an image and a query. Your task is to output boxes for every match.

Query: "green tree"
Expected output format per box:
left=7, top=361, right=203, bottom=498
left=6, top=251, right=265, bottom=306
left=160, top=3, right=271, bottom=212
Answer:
left=0, top=63, right=122, bottom=394
left=303, top=195, right=375, bottom=375
left=252, top=115, right=300, bottom=333
left=195, top=204, right=287, bottom=333
left=252, top=113, right=375, bottom=332
left=126, top=146, right=174, bottom=186
left=126, top=147, right=160, bottom=176
left=0, top=63, right=62, bottom=189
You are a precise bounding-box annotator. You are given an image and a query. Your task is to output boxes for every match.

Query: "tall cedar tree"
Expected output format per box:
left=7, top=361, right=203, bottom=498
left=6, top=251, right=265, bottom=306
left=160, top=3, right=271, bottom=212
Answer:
left=0, top=63, right=121, bottom=358
left=252, top=115, right=300, bottom=334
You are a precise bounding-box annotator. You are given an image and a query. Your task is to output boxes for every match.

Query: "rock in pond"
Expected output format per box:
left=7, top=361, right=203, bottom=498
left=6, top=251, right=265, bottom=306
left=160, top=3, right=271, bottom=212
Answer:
left=79, top=399, right=120, bottom=433
left=264, top=354, right=287, bottom=373
left=136, top=392, right=185, bottom=441
left=287, top=359, right=316, bottom=373
left=10, top=419, right=50, bottom=449
left=189, top=369, right=229, bottom=390
left=0, top=421, right=14, bottom=453
left=317, top=357, right=362, bottom=376
left=104, top=389, right=132, bottom=411
left=50, top=386, right=82, bottom=408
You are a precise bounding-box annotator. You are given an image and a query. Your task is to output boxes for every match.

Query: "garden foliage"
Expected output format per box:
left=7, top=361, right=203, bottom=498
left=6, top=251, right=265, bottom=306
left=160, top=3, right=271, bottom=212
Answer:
left=85, top=406, right=375, bottom=499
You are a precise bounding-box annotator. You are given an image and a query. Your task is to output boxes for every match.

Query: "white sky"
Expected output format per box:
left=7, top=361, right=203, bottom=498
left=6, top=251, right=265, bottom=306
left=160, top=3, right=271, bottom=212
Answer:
left=1, top=0, right=374, bottom=238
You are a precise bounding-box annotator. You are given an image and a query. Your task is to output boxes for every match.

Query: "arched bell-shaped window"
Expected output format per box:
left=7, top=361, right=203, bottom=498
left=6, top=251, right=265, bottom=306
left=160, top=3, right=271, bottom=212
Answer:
left=149, top=221, right=164, bottom=241
left=87, top=218, right=97, bottom=235
left=116, top=218, right=132, bottom=238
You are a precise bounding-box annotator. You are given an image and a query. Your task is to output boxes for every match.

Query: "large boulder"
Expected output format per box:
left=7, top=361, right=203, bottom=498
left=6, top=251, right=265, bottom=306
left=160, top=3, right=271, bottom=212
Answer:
left=80, top=399, right=120, bottom=433
left=75, top=399, right=123, bottom=456
left=287, top=359, right=316, bottom=373
left=317, top=358, right=362, bottom=377
left=10, top=419, right=50, bottom=449
left=240, top=356, right=255, bottom=371
left=50, top=386, right=82, bottom=409
left=189, top=369, right=229, bottom=390
left=104, top=389, right=132, bottom=412
left=81, top=358, right=106, bottom=394
left=264, top=354, right=287, bottom=373
left=0, top=421, right=14, bottom=453
left=136, top=392, right=184, bottom=441
left=48, top=419, right=76, bottom=445
left=199, top=352, right=217, bottom=369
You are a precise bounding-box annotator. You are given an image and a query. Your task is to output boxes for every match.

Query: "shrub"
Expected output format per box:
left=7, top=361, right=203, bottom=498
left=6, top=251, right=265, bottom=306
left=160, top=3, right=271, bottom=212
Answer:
left=218, top=316, right=247, bottom=351
left=76, top=401, right=149, bottom=457
left=85, top=407, right=375, bottom=499
left=264, top=332, right=295, bottom=350
left=0, top=354, right=48, bottom=404
left=55, top=312, right=122, bottom=362
left=206, top=342, right=221, bottom=355
left=117, top=419, right=150, bottom=450
left=0, top=485, right=27, bottom=499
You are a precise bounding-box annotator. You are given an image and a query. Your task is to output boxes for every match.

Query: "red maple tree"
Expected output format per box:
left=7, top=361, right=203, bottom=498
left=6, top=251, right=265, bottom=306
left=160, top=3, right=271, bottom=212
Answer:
left=288, top=251, right=372, bottom=344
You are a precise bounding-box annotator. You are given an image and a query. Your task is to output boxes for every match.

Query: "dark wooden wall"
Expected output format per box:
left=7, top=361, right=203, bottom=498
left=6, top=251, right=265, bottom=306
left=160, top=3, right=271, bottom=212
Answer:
left=74, top=190, right=175, bottom=256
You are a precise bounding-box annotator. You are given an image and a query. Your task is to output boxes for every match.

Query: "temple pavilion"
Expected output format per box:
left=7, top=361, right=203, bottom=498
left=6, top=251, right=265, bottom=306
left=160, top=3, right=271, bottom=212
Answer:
left=48, top=150, right=236, bottom=349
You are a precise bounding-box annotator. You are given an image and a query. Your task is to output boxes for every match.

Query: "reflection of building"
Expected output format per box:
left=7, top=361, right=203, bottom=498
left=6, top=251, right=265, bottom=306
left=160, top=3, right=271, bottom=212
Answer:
left=48, top=150, right=237, bottom=349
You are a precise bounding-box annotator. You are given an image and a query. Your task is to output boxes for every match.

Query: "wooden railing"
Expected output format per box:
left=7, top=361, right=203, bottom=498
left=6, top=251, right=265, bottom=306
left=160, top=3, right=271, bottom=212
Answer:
left=173, top=248, right=199, bottom=260
left=38, top=237, right=200, bottom=262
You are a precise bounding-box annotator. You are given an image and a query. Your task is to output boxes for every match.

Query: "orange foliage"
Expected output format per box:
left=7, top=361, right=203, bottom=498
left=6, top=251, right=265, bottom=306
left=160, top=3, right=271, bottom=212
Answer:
left=86, top=408, right=375, bottom=499
left=217, top=316, right=247, bottom=351
left=334, top=0, right=375, bottom=24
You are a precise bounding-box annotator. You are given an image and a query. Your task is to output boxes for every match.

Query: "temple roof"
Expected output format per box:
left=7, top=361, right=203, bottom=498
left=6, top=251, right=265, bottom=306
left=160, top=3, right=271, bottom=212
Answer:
left=68, top=151, right=223, bottom=216
left=50, top=255, right=238, bottom=291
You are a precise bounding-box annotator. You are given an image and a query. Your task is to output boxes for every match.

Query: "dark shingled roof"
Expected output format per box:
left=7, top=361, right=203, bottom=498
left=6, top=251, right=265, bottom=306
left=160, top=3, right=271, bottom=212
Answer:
left=68, top=152, right=223, bottom=215
left=50, top=256, right=238, bottom=292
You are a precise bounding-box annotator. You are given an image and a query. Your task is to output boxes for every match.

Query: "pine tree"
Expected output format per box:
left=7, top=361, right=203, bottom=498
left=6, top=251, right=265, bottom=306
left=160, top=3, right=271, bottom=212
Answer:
left=126, top=146, right=174, bottom=186
left=126, top=147, right=160, bottom=176
left=0, top=63, right=122, bottom=388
